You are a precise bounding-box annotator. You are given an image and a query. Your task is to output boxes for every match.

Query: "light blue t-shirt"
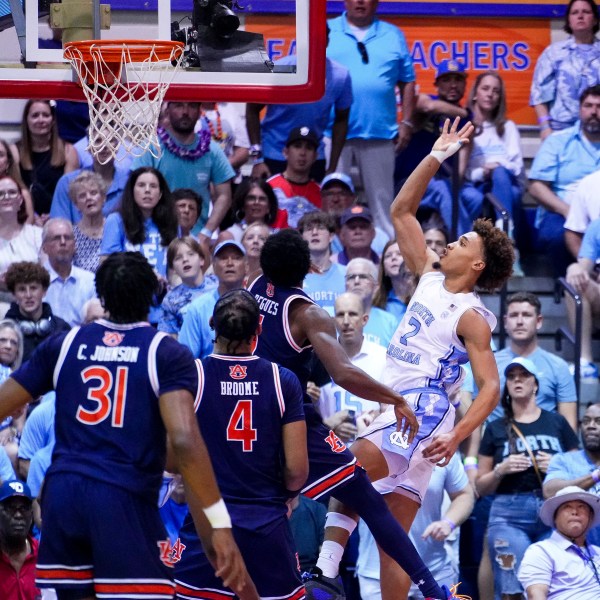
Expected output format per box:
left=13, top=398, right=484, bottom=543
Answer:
left=478, top=347, right=577, bottom=422
left=579, top=217, right=600, bottom=261
left=179, top=288, right=221, bottom=359
left=18, top=393, right=55, bottom=461
left=529, top=124, right=600, bottom=226
left=0, top=445, right=16, bottom=482
left=26, top=443, right=54, bottom=497
left=325, top=304, right=398, bottom=349
left=158, top=277, right=218, bottom=335
left=304, top=263, right=346, bottom=309
left=132, top=138, right=235, bottom=229
left=364, top=306, right=399, bottom=349
left=327, top=13, right=415, bottom=140
left=260, top=56, right=352, bottom=161
left=50, top=165, right=129, bottom=223
left=100, top=213, right=168, bottom=276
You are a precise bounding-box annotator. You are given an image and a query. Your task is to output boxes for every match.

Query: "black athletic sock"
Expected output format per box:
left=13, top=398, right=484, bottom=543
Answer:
left=333, top=469, right=446, bottom=599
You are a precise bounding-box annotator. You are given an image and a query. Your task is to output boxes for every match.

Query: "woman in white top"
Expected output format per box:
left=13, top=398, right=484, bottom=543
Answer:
left=0, top=176, right=43, bottom=285
left=461, top=72, right=524, bottom=239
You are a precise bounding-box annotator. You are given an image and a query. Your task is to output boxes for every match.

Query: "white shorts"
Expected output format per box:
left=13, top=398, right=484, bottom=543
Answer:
left=358, top=387, right=455, bottom=503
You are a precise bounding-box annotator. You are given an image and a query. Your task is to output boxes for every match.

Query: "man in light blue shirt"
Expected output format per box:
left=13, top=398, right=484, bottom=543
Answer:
left=42, top=219, right=96, bottom=327
left=179, top=241, right=247, bottom=359
left=327, top=0, right=415, bottom=238
left=529, top=85, right=600, bottom=275
left=247, top=53, right=352, bottom=182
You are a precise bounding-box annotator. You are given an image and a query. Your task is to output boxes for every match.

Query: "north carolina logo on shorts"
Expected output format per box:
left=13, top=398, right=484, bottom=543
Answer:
left=157, top=538, right=186, bottom=567
left=229, top=364, right=248, bottom=380
left=266, top=282, right=275, bottom=297
left=103, top=331, right=125, bottom=347
left=324, top=430, right=346, bottom=453
left=389, top=431, right=410, bottom=449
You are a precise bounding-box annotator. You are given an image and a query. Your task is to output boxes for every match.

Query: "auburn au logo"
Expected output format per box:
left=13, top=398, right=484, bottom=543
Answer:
left=324, top=430, right=346, bottom=453
left=266, top=282, right=275, bottom=297
left=229, top=364, right=248, bottom=380
left=103, top=331, right=124, bottom=347
left=157, top=538, right=186, bottom=567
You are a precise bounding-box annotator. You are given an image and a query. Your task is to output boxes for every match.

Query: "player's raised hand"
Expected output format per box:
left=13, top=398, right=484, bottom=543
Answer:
left=430, top=117, right=474, bottom=164
left=210, top=529, right=259, bottom=600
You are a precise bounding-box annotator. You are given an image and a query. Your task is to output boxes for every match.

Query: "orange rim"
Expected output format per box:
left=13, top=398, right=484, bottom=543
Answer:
left=63, top=39, right=185, bottom=63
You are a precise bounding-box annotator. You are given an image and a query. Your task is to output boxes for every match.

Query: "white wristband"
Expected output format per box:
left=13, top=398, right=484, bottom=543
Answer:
left=429, top=140, right=464, bottom=164
left=199, top=226, right=213, bottom=238
left=203, top=498, right=232, bottom=529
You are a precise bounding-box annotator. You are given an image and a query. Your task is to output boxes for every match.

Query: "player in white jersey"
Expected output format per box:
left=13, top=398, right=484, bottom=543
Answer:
left=313, top=118, right=515, bottom=600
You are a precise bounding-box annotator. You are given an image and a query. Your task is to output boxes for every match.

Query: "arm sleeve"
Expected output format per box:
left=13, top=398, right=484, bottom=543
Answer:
left=501, top=121, right=524, bottom=178
left=579, top=219, right=600, bottom=260
left=155, top=335, right=198, bottom=396
left=209, top=142, right=236, bottom=184
left=478, top=421, right=497, bottom=457
left=50, top=173, right=76, bottom=221
left=393, top=28, right=415, bottom=83
left=529, top=136, right=560, bottom=183
left=444, top=452, right=470, bottom=494
left=529, top=45, right=557, bottom=106
left=517, top=543, right=553, bottom=590
left=0, top=446, right=16, bottom=482
left=157, top=294, right=179, bottom=335
left=279, top=366, right=306, bottom=425
left=99, top=213, right=126, bottom=256
left=558, top=414, right=580, bottom=450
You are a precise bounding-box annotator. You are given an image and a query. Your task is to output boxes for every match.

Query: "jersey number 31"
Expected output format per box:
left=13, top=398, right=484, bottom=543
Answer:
left=76, top=366, right=128, bottom=428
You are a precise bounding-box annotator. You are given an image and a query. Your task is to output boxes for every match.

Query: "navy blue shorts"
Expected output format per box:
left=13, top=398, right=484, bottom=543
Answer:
left=175, top=514, right=303, bottom=600
left=301, top=403, right=360, bottom=501
left=36, top=473, right=175, bottom=599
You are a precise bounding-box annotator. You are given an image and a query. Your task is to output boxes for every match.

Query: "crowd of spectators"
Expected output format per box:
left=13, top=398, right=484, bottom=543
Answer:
left=4, top=0, right=600, bottom=598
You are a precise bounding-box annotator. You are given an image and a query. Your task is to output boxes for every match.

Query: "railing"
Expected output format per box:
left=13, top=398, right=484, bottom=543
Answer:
left=484, top=192, right=509, bottom=350
left=554, top=277, right=582, bottom=405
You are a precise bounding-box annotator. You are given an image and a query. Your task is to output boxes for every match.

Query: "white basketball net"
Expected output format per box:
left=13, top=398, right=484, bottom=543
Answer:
left=64, top=41, right=184, bottom=165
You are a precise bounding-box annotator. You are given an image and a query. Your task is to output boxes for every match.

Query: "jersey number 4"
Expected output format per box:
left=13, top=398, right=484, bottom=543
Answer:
left=226, top=400, right=257, bottom=452
left=76, top=366, right=128, bottom=428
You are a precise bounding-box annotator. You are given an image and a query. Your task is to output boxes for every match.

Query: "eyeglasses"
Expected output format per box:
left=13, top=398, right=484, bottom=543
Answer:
left=0, top=189, right=19, bottom=199
left=357, top=41, right=369, bottom=64
left=246, top=195, right=269, bottom=204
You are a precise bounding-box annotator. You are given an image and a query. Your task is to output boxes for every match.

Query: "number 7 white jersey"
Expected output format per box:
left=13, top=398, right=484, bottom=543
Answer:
left=384, top=271, right=496, bottom=397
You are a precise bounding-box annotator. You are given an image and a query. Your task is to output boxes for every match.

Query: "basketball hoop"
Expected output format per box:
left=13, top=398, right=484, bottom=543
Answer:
left=63, top=40, right=185, bottom=164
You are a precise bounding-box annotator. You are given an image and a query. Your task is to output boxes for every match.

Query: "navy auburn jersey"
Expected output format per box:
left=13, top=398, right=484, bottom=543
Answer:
left=12, top=319, right=197, bottom=500
left=194, top=353, right=304, bottom=525
left=248, top=274, right=315, bottom=395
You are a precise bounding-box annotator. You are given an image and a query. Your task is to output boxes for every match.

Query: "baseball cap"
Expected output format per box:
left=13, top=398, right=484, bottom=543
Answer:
left=504, top=356, right=539, bottom=380
left=435, top=59, right=467, bottom=81
left=340, top=205, right=373, bottom=226
left=285, top=126, right=319, bottom=148
left=0, top=480, right=33, bottom=503
left=213, top=240, right=246, bottom=258
left=321, top=172, right=355, bottom=195
left=539, top=486, right=600, bottom=528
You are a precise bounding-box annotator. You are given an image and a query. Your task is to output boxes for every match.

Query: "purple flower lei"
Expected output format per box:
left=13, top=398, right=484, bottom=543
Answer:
left=157, top=127, right=211, bottom=160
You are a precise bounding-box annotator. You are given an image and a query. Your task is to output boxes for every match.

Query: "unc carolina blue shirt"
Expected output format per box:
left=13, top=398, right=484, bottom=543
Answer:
left=12, top=319, right=197, bottom=500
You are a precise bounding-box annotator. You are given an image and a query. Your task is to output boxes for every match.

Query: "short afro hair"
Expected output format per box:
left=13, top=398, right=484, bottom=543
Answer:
left=212, top=289, right=260, bottom=353
left=473, top=218, right=514, bottom=292
left=95, top=252, right=159, bottom=324
left=5, top=261, right=50, bottom=293
left=260, top=229, right=311, bottom=287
